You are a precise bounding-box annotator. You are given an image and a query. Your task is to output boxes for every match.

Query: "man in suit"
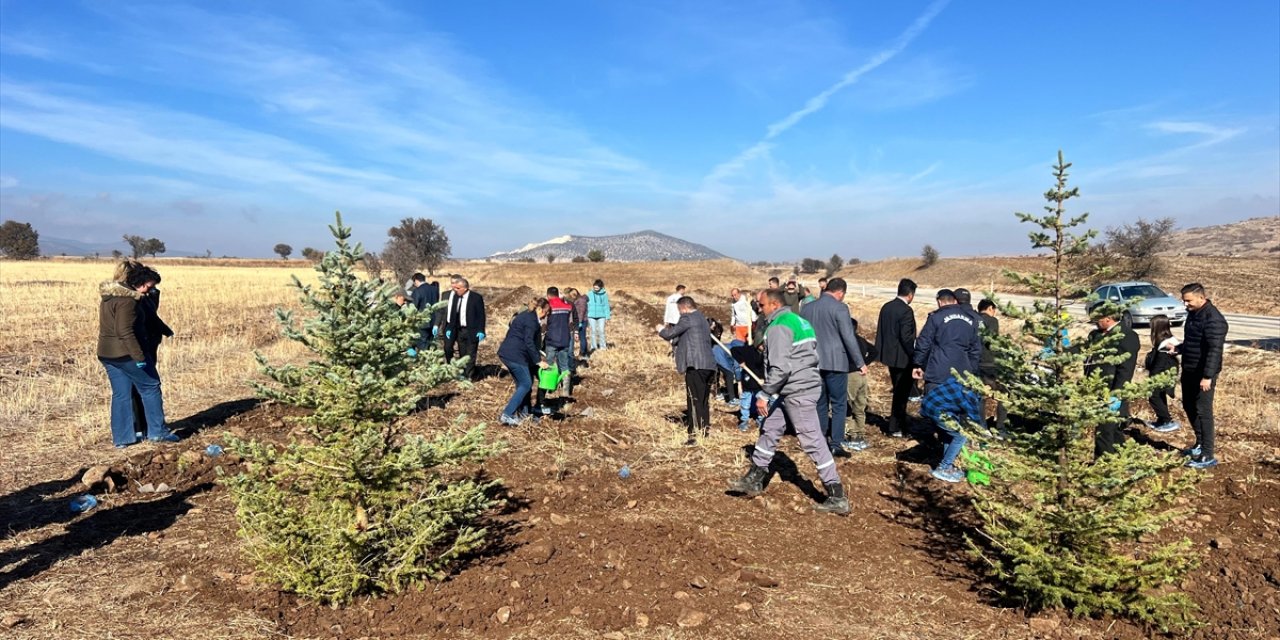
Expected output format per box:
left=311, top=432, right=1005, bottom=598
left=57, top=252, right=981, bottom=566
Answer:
left=800, top=278, right=868, bottom=457
left=410, top=273, right=440, bottom=348
left=1085, top=308, right=1140, bottom=457
left=657, top=297, right=718, bottom=444
left=977, top=299, right=1007, bottom=435
left=875, top=278, right=918, bottom=438
left=441, top=276, right=486, bottom=380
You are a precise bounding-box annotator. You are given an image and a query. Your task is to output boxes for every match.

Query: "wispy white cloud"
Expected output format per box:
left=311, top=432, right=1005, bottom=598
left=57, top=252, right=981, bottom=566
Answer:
left=1146, top=120, right=1245, bottom=147
left=0, top=175, right=17, bottom=189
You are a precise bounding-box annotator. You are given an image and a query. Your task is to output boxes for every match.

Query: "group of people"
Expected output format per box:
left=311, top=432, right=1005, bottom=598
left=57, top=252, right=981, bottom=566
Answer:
left=97, top=260, right=178, bottom=447
left=647, top=273, right=1229, bottom=516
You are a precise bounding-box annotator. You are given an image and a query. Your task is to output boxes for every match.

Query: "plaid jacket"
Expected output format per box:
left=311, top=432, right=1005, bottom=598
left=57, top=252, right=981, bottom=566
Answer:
left=920, top=376, right=982, bottom=432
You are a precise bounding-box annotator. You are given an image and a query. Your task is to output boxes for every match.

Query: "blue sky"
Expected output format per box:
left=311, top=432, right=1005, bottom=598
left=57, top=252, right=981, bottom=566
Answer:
left=1, top=0, right=1277, bottom=260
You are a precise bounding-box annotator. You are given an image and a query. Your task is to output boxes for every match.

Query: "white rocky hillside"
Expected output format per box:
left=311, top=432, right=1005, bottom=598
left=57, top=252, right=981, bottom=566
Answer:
left=488, top=230, right=728, bottom=262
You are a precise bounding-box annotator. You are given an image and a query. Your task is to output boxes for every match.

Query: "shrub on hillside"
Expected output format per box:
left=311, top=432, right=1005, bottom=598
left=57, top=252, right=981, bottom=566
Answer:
left=225, top=212, right=498, bottom=604
left=921, top=244, right=939, bottom=267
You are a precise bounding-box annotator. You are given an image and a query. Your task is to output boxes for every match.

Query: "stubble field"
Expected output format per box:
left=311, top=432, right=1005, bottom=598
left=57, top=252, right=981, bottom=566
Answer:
left=1, top=257, right=1278, bottom=640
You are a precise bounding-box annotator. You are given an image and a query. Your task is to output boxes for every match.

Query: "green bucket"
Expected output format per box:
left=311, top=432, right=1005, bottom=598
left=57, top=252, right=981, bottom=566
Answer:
left=537, top=365, right=561, bottom=391
left=963, top=449, right=993, bottom=486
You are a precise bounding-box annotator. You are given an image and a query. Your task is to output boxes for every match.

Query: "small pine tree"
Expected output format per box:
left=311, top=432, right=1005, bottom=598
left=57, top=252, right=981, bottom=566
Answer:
left=966, top=152, right=1201, bottom=631
left=225, top=212, right=499, bottom=604
left=586, top=249, right=605, bottom=262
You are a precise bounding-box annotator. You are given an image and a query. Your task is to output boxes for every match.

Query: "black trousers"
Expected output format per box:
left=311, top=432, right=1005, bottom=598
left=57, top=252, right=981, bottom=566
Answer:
left=980, top=369, right=1008, bottom=435
left=1182, top=376, right=1216, bottom=458
left=444, top=327, right=480, bottom=380
left=887, top=366, right=915, bottom=434
left=685, top=368, right=716, bottom=437
left=1148, top=389, right=1173, bottom=424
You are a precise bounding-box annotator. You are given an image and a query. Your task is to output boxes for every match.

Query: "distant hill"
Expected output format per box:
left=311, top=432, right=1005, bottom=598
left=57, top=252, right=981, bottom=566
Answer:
left=489, top=230, right=728, bottom=262
left=38, top=235, right=203, bottom=258
left=1160, top=216, right=1280, bottom=257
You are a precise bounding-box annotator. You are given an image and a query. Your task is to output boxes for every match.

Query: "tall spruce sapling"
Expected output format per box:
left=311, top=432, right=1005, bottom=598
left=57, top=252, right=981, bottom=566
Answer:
left=225, top=211, right=499, bottom=604
left=963, top=152, right=1201, bottom=631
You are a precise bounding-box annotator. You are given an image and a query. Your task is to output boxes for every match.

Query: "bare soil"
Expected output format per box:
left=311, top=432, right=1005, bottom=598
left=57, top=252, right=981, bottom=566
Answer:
left=3, top=285, right=1278, bottom=640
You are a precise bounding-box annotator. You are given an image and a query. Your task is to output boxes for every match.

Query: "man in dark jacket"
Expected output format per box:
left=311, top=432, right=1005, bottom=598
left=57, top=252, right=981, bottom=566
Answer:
left=657, top=297, right=718, bottom=443
left=541, top=286, right=574, bottom=403
left=1085, top=310, right=1140, bottom=457
left=876, top=278, right=917, bottom=438
left=441, top=277, right=486, bottom=380
left=799, top=278, right=868, bottom=456
left=912, top=289, right=982, bottom=481
left=1175, top=283, right=1228, bottom=469
left=977, top=299, right=1007, bottom=435
left=410, top=273, right=440, bottom=347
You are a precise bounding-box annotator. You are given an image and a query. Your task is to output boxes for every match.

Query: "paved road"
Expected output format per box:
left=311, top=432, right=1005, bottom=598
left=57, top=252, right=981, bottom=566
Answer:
left=846, top=282, right=1280, bottom=350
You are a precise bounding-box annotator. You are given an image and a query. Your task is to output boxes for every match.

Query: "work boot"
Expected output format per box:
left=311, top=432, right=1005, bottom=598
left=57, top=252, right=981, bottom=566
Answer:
left=727, top=465, right=769, bottom=497
left=813, top=482, right=850, bottom=515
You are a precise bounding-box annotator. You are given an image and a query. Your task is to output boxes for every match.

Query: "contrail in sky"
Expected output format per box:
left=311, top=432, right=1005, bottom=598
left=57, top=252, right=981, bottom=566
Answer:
left=705, top=0, right=951, bottom=184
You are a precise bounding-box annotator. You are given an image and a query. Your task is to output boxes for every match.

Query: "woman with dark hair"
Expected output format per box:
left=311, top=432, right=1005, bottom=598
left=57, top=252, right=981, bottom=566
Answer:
left=586, top=279, right=611, bottom=353
left=131, top=267, right=174, bottom=436
left=98, top=262, right=178, bottom=447
left=497, top=298, right=550, bottom=426
left=1145, top=314, right=1181, bottom=433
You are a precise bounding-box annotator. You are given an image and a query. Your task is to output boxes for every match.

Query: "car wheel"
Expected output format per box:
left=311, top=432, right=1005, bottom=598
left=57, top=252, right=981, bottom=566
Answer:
left=1121, top=311, right=1133, bottom=329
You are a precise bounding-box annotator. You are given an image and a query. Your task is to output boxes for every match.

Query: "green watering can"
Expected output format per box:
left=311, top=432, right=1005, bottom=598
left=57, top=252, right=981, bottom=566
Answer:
left=537, top=365, right=564, bottom=391
left=963, top=449, right=994, bottom=486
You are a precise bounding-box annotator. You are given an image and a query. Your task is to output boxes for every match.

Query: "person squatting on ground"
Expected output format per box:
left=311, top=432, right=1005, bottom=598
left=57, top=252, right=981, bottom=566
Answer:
left=98, top=261, right=179, bottom=447
left=1085, top=308, right=1140, bottom=457
left=912, top=288, right=981, bottom=482
left=542, top=287, right=575, bottom=400
left=708, top=319, right=742, bottom=404
left=727, top=289, right=850, bottom=515
left=799, top=277, right=868, bottom=457
left=497, top=298, right=550, bottom=426
left=876, top=278, right=918, bottom=439
left=1144, top=314, right=1181, bottom=433
left=657, top=297, right=718, bottom=445
left=440, top=276, right=486, bottom=380
left=731, top=340, right=766, bottom=432
left=1174, top=283, right=1228, bottom=470
left=586, top=279, right=611, bottom=352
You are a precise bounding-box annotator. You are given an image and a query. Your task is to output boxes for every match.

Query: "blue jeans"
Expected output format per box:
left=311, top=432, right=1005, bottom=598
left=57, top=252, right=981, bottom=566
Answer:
left=739, top=390, right=758, bottom=423
left=501, top=357, right=533, bottom=418
left=816, top=370, right=850, bottom=448
left=588, top=317, right=607, bottom=351
left=937, top=422, right=968, bottom=470
left=576, top=322, right=588, bottom=357
left=100, top=356, right=168, bottom=446
left=546, top=345, right=573, bottom=394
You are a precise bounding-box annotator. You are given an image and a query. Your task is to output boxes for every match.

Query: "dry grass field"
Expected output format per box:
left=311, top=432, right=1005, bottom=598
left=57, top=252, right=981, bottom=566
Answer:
left=2, top=257, right=1279, bottom=640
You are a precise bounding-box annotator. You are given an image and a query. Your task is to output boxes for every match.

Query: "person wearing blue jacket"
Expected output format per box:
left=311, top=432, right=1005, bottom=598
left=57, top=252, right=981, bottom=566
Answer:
left=912, top=289, right=982, bottom=483
left=497, top=299, right=550, bottom=426
left=586, top=279, right=611, bottom=353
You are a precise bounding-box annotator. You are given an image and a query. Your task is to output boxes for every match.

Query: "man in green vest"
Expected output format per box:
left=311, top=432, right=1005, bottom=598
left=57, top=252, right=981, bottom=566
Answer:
left=728, top=289, right=850, bottom=515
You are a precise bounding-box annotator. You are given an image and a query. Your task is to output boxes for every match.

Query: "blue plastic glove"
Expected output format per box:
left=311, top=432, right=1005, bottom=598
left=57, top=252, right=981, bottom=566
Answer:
left=406, top=347, right=418, bottom=358
left=578, top=322, right=586, bottom=330
left=445, top=329, right=453, bottom=340
left=476, top=332, right=486, bottom=342
left=135, top=361, right=147, bottom=369
left=1107, top=396, right=1122, bottom=412
left=432, top=326, right=439, bottom=338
